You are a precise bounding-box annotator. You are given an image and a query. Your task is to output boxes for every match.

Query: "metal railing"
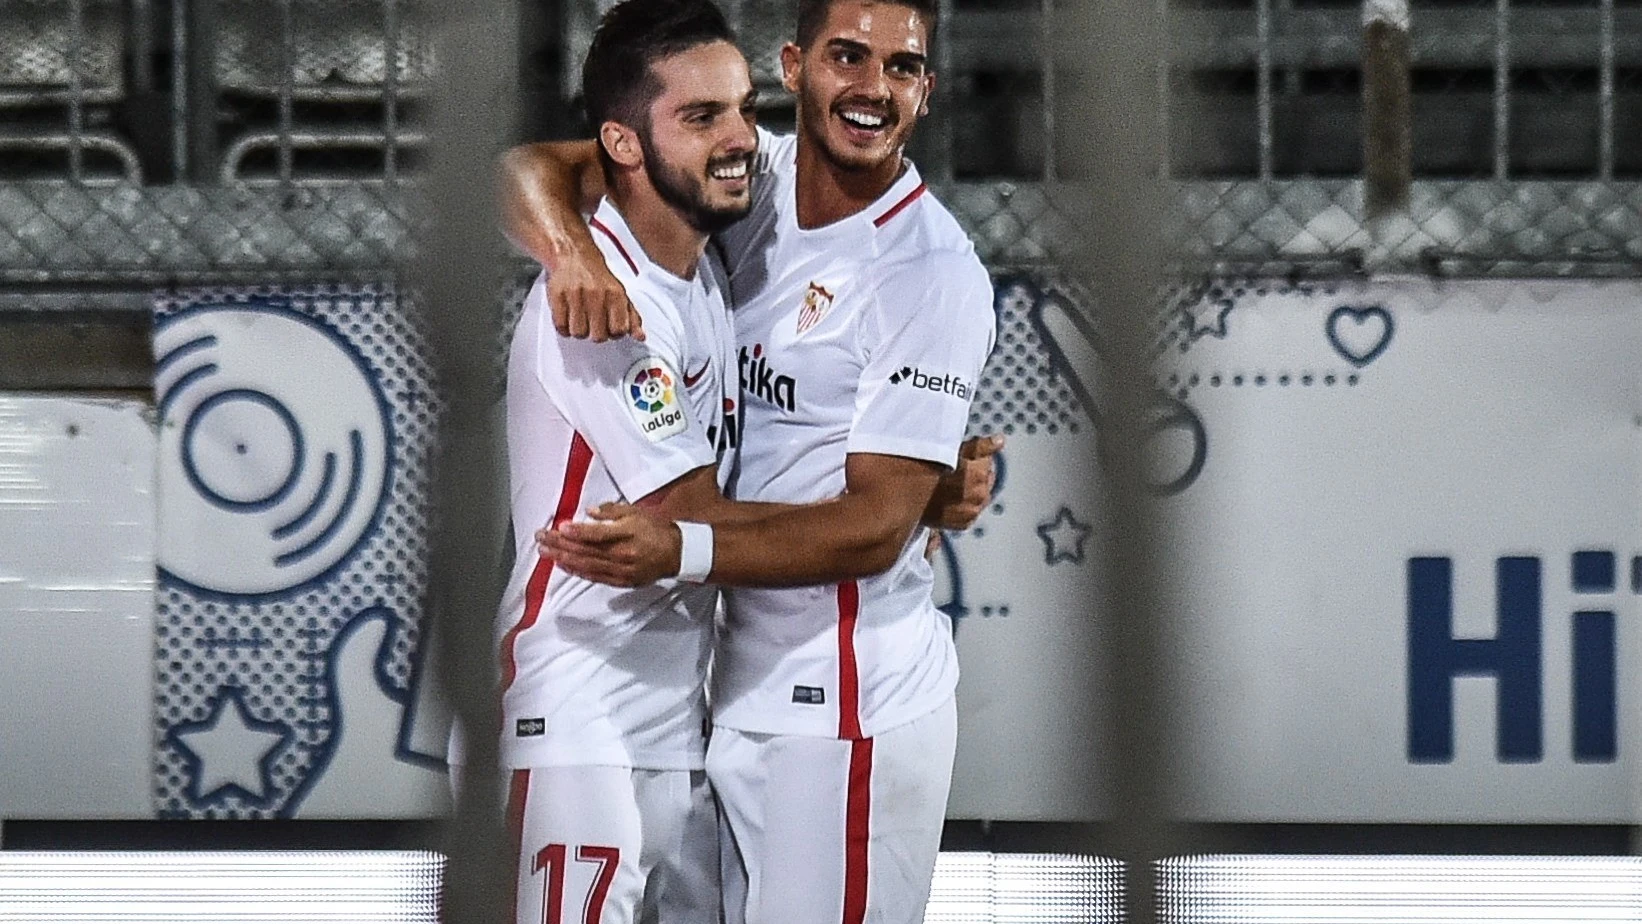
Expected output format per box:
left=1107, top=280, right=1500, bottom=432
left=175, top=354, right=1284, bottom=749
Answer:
left=0, top=0, right=1633, bottom=284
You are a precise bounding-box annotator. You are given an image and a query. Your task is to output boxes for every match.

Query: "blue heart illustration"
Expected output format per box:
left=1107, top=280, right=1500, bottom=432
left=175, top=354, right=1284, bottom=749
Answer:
left=1326, top=305, right=1394, bottom=368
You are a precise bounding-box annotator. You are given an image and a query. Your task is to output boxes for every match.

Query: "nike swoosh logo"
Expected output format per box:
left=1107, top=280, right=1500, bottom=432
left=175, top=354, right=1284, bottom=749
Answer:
left=683, top=361, right=711, bottom=388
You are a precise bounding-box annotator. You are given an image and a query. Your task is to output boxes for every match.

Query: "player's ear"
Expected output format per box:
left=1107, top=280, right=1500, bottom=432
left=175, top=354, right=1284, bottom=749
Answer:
left=918, top=72, right=935, bottom=117
left=779, top=43, right=803, bottom=94
left=600, top=121, right=643, bottom=169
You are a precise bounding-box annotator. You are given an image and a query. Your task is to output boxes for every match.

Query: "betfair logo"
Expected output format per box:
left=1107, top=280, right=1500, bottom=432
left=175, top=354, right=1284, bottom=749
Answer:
left=889, top=365, right=972, bottom=400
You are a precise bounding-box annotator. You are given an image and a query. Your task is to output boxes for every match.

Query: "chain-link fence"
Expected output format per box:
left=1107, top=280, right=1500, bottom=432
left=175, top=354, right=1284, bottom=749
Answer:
left=0, top=0, right=429, bottom=288
left=2, top=0, right=1637, bottom=287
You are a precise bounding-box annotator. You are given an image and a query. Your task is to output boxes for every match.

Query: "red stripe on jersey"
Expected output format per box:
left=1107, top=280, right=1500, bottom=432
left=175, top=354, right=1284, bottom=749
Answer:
left=499, top=433, right=595, bottom=698
left=841, top=738, right=874, bottom=924
left=872, top=182, right=927, bottom=227
left=506, top=768, right=531, bottom=924
left=836, top=580, right=863, bottom=739
left=589, top=217, right=639, bottom=275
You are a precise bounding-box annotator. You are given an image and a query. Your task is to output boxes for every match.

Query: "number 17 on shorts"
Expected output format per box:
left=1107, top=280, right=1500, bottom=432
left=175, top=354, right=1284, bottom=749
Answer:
left=507, top=766, right=720, bottom=924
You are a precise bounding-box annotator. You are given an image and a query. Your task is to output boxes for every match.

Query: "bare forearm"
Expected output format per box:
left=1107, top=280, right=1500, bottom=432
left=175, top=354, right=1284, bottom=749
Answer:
left=707, top=496, right=918, bottom=588
left=679, top=492, right=818, bottom=527
left=500, top=142, right=603, bottom=269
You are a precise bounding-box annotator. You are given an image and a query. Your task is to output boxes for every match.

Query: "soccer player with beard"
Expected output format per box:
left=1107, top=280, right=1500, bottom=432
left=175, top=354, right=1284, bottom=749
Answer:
left=504, top=1, right=998, bottom=922
left=468, top=2, right=752, bottom=921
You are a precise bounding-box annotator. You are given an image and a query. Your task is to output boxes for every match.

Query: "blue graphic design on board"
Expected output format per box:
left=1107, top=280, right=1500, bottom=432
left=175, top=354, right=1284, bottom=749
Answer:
left=153, top=287, right=440, bottom=819
left=284, top=607, right=448, bottom=816
left=933, top=448, right=1011, bottom=639
left=1144, top=394, right=1208, bottom=496
left=166, top=686, right=292, bottom=809
left=1327, top=304, right=1395, bottom=368
left=154, top=302, right=393, bottom=597
left=1037, top=507, right=1093, bottom=565
left=1178, top=294, right=1237, bottom=343
left=934, top=535, right=969, bottom=635
left=994, top=273, right=1209, bottom=495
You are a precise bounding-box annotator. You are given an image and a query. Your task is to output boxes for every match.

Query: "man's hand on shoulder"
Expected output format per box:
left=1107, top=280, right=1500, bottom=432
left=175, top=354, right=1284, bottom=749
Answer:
left=548, top=243, right=647, bottom=343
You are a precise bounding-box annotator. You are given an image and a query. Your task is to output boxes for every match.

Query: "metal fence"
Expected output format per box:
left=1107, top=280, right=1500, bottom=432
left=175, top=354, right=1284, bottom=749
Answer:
left=1, top=0, right=1638, bottom=287
left=0, top=0, right=428, bottom=288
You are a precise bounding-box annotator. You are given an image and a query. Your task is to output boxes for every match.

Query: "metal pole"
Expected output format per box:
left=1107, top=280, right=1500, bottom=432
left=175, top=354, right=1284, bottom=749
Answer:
left=1041, top=0, right=1056, bottom=182
left=131, top=0, right=155, bottom=94
left=1056, top=0, right=1176, bottom=920
left=419, top=0, right=518, bottom=921
left=1256, top=0, right=1273, bottom=180
left=68, top=0, right=86, bottom=181
left=932, top=0, right=956, bottom=183
left=384, top=0, right=402, bottom=184
left=184, top=0, right=220, bottom=184
left=1493, top=0, right=1509, bottom=180
left=1598, top=0, right=1614, bottom=181
left=172, top=0, right=188, bottom=178
left=1363, top=0, right=1411, bottom=218
left=278, top=0, right=295, bottom=185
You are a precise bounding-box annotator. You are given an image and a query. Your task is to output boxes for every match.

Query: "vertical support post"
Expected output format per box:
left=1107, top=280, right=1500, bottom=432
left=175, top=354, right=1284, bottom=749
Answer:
left=1058, top=0, right=1177, bottom=916
left=419, top=0, right=519, bottom=921
left=172, top=0, right=189, bottom=178
left=1256, top=0, right=1274, bottom=180
left=184, top=0, right=220, bottom=183
left=1598, top=0, right=1614, bottom=181
left=1363, top=0, right=1411, bottom=219
left=1492, top=0, right=1509, bottom=180
left=930, top=0, right=957, bottom=182
left=68, top=0, right=86, bottom=181
left=1041, top=0, right=1057, bottom=181
left=278, top=0, right=295, bottom=185
left=131, top=0, right=155, bottom=95
left=385, top=0, right=402, bottom=184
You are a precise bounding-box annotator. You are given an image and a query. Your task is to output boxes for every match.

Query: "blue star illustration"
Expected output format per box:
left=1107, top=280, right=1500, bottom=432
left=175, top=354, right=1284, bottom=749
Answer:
left=1037, top=506, right=1093, bottom=565
left=167, top=685, right=291, bottom=808
left=1177, top=296, right=1236, bottom=343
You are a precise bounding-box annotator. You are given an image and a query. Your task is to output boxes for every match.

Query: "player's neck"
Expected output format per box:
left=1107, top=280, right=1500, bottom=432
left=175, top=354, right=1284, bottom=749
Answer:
left=609, top=185, right=707, bottom=281
left=793, top=134, right=907, bottom=230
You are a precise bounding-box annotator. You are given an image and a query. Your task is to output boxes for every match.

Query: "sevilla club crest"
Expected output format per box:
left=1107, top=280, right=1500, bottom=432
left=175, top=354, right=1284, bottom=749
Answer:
left=796, top=282, right=835, bottom=336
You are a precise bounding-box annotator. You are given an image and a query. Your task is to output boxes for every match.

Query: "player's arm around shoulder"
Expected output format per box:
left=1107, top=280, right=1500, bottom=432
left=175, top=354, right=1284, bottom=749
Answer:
left=546, top=285, right=678, bottom=390
left=499, top=139, right=645, bottom=342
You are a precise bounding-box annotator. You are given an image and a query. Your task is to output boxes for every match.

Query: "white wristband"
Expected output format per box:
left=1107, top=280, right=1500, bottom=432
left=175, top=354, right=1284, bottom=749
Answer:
left=675, top=521, right=715, bottom=583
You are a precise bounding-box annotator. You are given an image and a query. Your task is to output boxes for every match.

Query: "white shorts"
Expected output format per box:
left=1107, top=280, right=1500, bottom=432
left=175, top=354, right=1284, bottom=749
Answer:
left=493, top=765, right=719, bottom=924
left=707, top=697, right=957, bottom=924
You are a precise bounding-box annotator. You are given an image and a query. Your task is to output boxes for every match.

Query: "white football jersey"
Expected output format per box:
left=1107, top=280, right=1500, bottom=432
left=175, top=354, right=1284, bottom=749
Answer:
left=492, top=197, right=739, bottom=770
left=710, top=128, right=996, bottom=739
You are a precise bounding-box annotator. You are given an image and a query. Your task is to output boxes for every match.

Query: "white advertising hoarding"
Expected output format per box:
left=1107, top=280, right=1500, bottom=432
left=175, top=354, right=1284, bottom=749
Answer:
left=0, top=396, right=155, bottom=818
left=8, top=277, right=1638, bottom=824
left=947, top=276, right=1642, bottom=822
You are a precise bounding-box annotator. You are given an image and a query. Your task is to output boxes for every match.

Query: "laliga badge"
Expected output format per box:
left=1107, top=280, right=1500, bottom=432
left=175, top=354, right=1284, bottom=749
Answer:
left=626, top=356, right=689, bottom=442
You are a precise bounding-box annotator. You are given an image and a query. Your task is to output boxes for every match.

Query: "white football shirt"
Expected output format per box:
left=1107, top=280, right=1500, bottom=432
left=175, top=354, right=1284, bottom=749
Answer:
left=710, top=128, right=997, bottom=739
left=493, top=197, right=738, bottom=770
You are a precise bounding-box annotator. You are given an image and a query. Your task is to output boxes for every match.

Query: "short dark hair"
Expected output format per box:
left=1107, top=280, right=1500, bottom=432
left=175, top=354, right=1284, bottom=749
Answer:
left=794, top=0, right=939, bottom=50
left=582, top=0, right=737, bottom=172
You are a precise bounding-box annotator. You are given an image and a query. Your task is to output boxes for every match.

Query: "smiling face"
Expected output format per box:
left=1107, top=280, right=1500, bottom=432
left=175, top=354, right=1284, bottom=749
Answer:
left=782, top=0, right=934, bottom=175
left=630, top=39, right=760, bottom=233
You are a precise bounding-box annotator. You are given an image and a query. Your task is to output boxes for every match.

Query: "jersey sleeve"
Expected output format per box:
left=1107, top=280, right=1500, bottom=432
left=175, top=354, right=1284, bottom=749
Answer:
left=531, top=285, right=718, bottom=501
left=847, top=251, right=997, bottom=469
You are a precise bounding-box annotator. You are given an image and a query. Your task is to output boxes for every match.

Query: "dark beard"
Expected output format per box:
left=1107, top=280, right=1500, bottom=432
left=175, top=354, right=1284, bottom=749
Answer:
left=640, top=135, right=750, bottom=234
